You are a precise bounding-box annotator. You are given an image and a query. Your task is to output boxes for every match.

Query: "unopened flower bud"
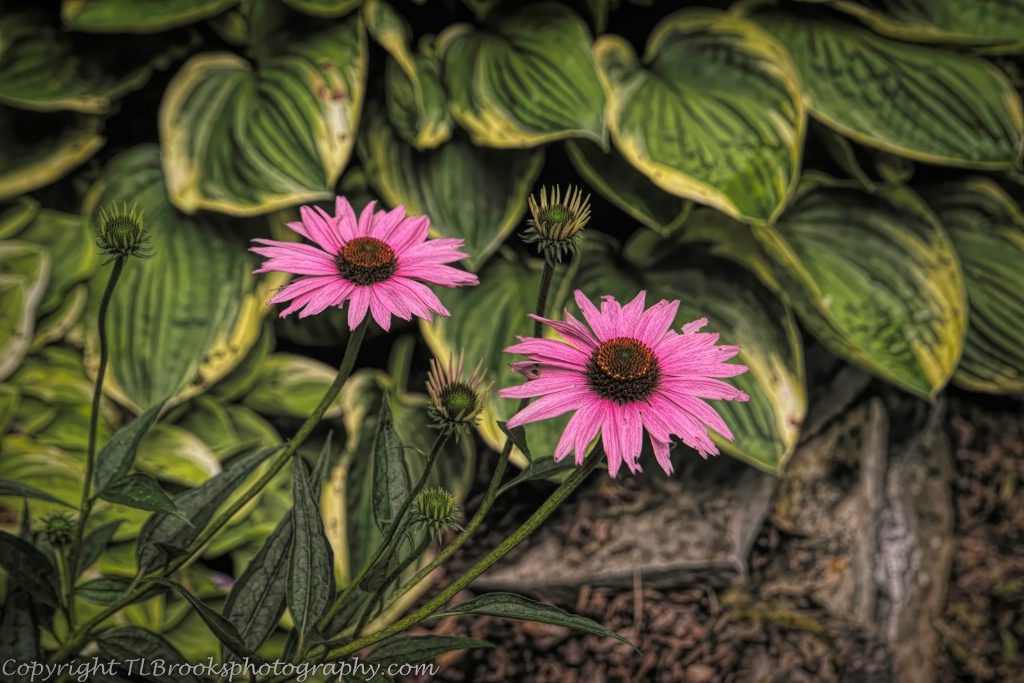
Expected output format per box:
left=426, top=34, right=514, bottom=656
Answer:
left=411, top=487, right=462, bottom=542
left=521, top=185, right=590, bottom=264
left=40, top=511, right=76, bottom=548
left=96, top=202, right=154, bottom=264
left=427, top=350, right=491, bottom=437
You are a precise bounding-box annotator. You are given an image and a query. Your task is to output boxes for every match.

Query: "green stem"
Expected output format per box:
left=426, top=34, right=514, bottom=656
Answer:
left=68, top=257, right=125, bottom=627
left=324, top=453, right=601, bottom=660
left=354, top=534, right=432, bottom=637
left=50, top=318, right=369, bottom=665
left=533, top=260, right=555, bottom=338
left=319, top=431, right=448, bottom=632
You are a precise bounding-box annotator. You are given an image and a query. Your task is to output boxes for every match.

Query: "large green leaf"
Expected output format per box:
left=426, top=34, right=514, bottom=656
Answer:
left=283, top=0, right=362, bottom=17
left=14, top=210, right=98, bottom=316
left=922, top=178, right=1024, bottom=394
left=357, top=109, right=543, bottom=271
left=62, top=0, right=240, bottom=33
left=0, top=108, right=105, bottom=201
left=806, top=0, right=1024, bottom=50
left=747, top=8, right=1024, bottom=169
left=420, top=255, right=572, bottom=468
left=81, top=145, right=280, bottom=412
left=437, top=3, right=607, bottom=148
left=241, top=354, right=345, bottom=419
left=0, top=197, right=39, bottom=240
left=565, top=140, right=691, bottom=236
left=754, top=175, right=967, bottom=399
left=0, top=242, right=49, bottom=381
left=160, top=13, right=367, bottom=215
left=593, top=9, right=805, bottom=223
left=0, top=12, right=194, bottom=114
left=585, top=237, right=806, bottom=473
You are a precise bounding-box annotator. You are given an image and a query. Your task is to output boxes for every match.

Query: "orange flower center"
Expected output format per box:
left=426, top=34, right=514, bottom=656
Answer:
left=586, top=337, right=660, bottom=404
left=336, top=237, right=398, bottom=285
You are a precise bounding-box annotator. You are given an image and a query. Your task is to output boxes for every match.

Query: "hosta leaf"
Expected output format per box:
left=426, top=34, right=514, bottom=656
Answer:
left=284, top=0, right=362, bottom=17
left=0, top=197, right=40, bottom=240
left=366, top=635, right=493, bottom=664
left=810, top=0, right=1024, bottom=50
left=565, top=140, right=691, bottom=236
left=0, top=109, right=104, bottom=201
left=582, top=237, right=806, bottom=473
left=420, top=255, right=571, bottom=468
left=136, top=424, right=222, bottom=487
left=0, top=242, right=49, bottom=381
left=922, top=178, right=1024, bottom=393
left=358, top=109, right=543, bottom=271
left=15, top=210, right=97, bottom=316
left=755, top=176, right=967, bottom=399
left=0, top=11, right=194, bottom=114
left=62, top=0, right=240, bottom=33
left=0, top=384, right=19, bottom=434
left=81, top=145, right=279, bottom=411
left=288, top=458, right=334, bottom=651
left=0, top=478, right=72, bottom=507
left=593, top=9, right=805, bottom=223
left=241, top=354, right=345, bottom=419
left=160, top=14, right=367, bottom=215
left=747, top=9, right=1024, bottom=169
left=437, top=3, right=606, bottom=148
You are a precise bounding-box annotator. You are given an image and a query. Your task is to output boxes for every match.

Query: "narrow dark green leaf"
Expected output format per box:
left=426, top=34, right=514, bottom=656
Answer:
left=432, top=593, right=637, bottom=650
left=288, top=457, right=335, bottom=651
left=371, top=394, right=411, bottom=533
left=311, top=431, right=334, bottom=485
left=135, top=445, right=280, bottom=576
left=77, top=520, right=122, bottom=575
left=0, top=531, right=58, bottom=608
left=0, top=586, right=41, bottom=662
left=98, top=626, right=201, bottom=683
left=366, top=635, right=493, bottom=665
left=0, top=477, right=74, bottom=506
left=323, top=587, right=372, bottom=636
left=93, top=398, right=168, bottom=492
left=98, top=474, right=188, bottom=523
left=222, top=511, right=293, bottom=657
left=496, top=421, right=531, bottom=462
left=78, top=577, right=133, bottom=605
left=497, top=457, right=578, bottom=497
left=143, top=578, right=259, bottom=661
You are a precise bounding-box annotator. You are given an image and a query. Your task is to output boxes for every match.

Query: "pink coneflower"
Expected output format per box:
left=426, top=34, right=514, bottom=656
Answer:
left=251, top=198, right=478, bottom=330
left=499, top=290, right=750, bottom=477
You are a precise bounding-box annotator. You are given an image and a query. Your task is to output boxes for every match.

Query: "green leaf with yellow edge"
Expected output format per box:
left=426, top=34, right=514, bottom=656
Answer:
left=15, top=210, right=97, bottom=316
left=0, top=11, right=195, bottom=114
left=160, top=13, right=367, bottom=215
left=0, top=109, right=105, bottom=201
left=746, top=8, right=1024, bottom=169
left=137, top=424, right=223, bottom=488
left=32, top=283, right=89, bottom=351
left=921, top=178, right=1024, bottom=394
left=754, top=175, right=967, bottom=399
left=0, top=242, right=50, bottom=381
left=357, top=108, right=543, bottom=271
left=241, top=353, right=345, bottom=419
left=0, top=384, right=19, bottom=434
left=0, top=197, right=39, bottom=240
left=566, top=140, right=691, bottom=236
left=437, top=3, right=607, bottom=148
left=283, top=0, right=362, bottom=18
left=593, top=9, right=805, bottom=224
left=62, top=0, right=240, bottom=33
left=420, top=254, right=572, bottom=469
left=805, top=0, right=1024, bottom=51
left=81, top=145, right=283, bottom=412
left=580, top=236, right=805, bottom=473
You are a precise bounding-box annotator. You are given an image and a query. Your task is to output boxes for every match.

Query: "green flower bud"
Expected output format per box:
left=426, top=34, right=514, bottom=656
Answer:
left=426, top=350, right=492, bottom=438
left=411, top=487, right=462, bottom=543
left=520, top=185, right=591, bottom=265
left=40, top=511, right=76, bottom=548
left=96, top=202, right=154, bottom=264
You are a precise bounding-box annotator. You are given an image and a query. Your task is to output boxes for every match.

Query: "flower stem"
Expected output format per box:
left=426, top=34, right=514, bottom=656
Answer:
left=319, top=431, right=448, bottom=633
left=68, top=256, right=125, bottom=627
left=353, top=533, right=432, bottom=637
left=533, top=260, right=555, bottom=337
left=324, top=453, right=602, bottom=660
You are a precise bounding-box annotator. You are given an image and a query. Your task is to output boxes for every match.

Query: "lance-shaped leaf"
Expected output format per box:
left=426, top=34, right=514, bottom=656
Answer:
left=99, top=627, right=201, bottom=683
left=0, top=242, right=50, bottom=382
left=747, top=9, right=1024, bottom=169
left=593, top=9, right=805, bottom=224
left=288, top=457, right=334, bottom=652
left=566, top=140, right=691, bottom=236
left=77, top=520, right=123, bottom=575
left=0, top=478, right=73, bottom=507
left=0, top=587, right=41, bottom=663
left=242, top=354, right=345, bottom=419
left=807, top=0, right=1024, bottom=50
left=94, top=399, right=168, bottom=493
left=0, top=11, right=194, bottom=114
left=144, top=578, right=259, bottom=661
left=99, top=474, right=188, bottom=522
left=284, top=0, right=362, bottom=17
left=366, top=635, right=493, bottom=664
left=754, top=175, right=967, bottom=399
left=580, top=237, right=806, bottom=473
left=81, top=145, right=281, bottom=412
left=437, top=3, right=606, bottom=148
left=358, top=109, right=543, bottom=271
left=0, top=109, right=104, bottom=201
left=160, top=14, right=367, bottom=215
left=62, top=0, right=241, bottom=33
left=922, top=178, right=1024, bottom=394
left=370, top=394, right=411, bottom=534
left=0, top=531, right=59, bottom=608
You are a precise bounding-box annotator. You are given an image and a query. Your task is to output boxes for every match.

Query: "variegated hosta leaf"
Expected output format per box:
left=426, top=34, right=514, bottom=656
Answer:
left=241, top=354, right=345, bottom=419
left=581, top=238, right=806, bottom=474
left=62, top=0, right=240, bottom=33
left=0, top=243, right=50, bottom=381
left=593, top=10, right=805, bottom=223
left=160, top=14, right=367, bottom=215
left=922, top=178, right=1024, bottom=394
left=808, top=0, right=1024, bottom=50
left=437, top=3, right=607, bottom=148
left=0, top=12, right=194, bottom=114
left=565, top=140, right=691, bottom=236
left=747, top=9, right=1024, bottom=169
left=755, top=176, right=967, bottom=399
left=420, top=255, right=571, bottom=468
left=0, top=197, right=40, bottom=240
left=14, top=210, right=98, bottom=317
left=0, top=108, right=105, bottom=201
left=283, top=0, right=362, bottom=17
left=80, top=145, right=281, bottom=412
left=357, top=109, right=543, bottom=271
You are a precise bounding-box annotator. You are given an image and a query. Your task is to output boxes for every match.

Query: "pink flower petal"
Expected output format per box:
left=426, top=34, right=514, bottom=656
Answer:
left=634, top=298, right=679, bottom=347
left=498, top=369, right=587, bottom=400
left=356, top=200, right=378, bottom=237
left=660, top=376, right=750, bottom=402
left=527, top=313, right=599, bottom=351
left=347, top=286, right=372, bottom=330
left=650, top=436, right=673, bottom=475
left=396, top=262, right=478, bottom=287
left=299, top=205, right=342, bottom=253
left=267, top=276, right=339, bottom=305
left=504, top=388, right=590, bottom=429
left=335, top=196, right=359, bottom=242
left=298, top=279, right=354, bottom=319
left=372, top=204, right=409, bottom=241
left=398, top=237, right=470, bottom=263
left=388, top=215, right=431, bottom=253
left=369, top=290, right=393, bottom=331
left=656, top=387, right=735, bottom=440
left=574, top=290, right=615, bottom=342
left=554, top=397, right=603, bottom=464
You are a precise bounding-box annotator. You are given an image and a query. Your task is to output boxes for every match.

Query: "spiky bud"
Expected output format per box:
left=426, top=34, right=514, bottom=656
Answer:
left=411, top=487, right=462, bottom=543
left=426, top=350, right=492, bottom=438
left=40, top=511, right=76, bottom=548
left=521, top=185, right=591, bottom=264
left=96, top=202, right=154, bottom=264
